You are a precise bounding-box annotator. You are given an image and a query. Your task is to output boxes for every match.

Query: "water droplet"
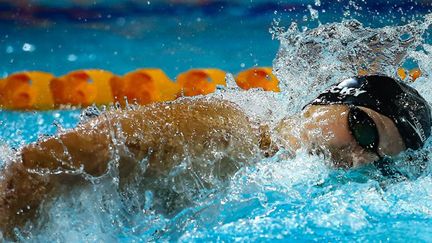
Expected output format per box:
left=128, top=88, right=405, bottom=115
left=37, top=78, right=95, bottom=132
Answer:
left=67, top=54, right=77, bottom=62
left=307, top=5, right=319, bottom=20
left=225, top=73, right=238, bottom=89
left=240, top=63, right=246, bottom=68
left=343, top=10, right=351, bottom=17
left=22, top=43, right=35, bottom=52
left=6, top=46, right=13, bottom=53
left=37, top=116, right=44, bottom=125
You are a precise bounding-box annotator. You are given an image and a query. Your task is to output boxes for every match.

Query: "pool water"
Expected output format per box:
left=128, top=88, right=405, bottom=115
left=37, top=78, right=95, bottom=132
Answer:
left=1, top=0, right=432, bottom=241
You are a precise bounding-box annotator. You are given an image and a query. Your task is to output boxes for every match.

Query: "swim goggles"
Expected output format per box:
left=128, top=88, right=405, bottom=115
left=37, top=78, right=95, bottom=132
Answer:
left=347, top=106, right=380, bottom=155
left=348, top=106, right=403, bottom=177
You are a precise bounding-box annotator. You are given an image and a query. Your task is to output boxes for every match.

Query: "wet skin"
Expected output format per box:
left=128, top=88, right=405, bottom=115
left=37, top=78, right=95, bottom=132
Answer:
left=0, top=98, right=406, bottom=238
left=295, top=105, right=405, bottom=167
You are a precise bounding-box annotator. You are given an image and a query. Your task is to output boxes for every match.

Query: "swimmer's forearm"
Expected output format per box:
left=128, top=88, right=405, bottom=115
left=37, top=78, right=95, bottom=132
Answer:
left=20, top=111, right=148, bottom=177
left=21, top=120, right=114, bottom=177
left=0, top=116, right=118, bottom=237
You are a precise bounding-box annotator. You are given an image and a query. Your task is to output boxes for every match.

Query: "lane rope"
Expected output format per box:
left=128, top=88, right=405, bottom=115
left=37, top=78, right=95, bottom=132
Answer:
left=0, top=67, right=420, bottom=110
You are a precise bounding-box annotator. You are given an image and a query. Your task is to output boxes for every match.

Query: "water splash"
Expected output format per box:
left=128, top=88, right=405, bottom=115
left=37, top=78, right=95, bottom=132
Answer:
left=272, top=14, right=432, bottom=114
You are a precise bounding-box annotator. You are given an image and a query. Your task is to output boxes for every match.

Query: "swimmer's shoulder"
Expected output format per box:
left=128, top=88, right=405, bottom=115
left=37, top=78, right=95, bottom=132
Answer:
left=79, top=97, right=257, bottom=140
left=130, top=97, right=247, bottom=121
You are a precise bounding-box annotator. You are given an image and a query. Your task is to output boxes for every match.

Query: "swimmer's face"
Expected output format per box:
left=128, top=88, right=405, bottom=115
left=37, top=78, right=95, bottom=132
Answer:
left=300, top=105, right=406, bottom=168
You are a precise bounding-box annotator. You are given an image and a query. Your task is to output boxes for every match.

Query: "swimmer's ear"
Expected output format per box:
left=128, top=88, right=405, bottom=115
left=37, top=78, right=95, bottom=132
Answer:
left=259, top=125, right=278, bottom=157
left=302, top=105, right=313, bottom=118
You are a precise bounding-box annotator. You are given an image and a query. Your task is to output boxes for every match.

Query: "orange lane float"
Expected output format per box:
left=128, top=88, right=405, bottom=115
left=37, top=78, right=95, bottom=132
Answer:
left=176, top=69, right=226, bottom=96
left=358, top=69, right=369, bottom=76
left=110, top=69, right=180, bottom=105
left=409, top=68, right=421, bottom=81
left=236, top=67, right=280, bottom=92
left=397, top=67, right=422, bottom=82
left=0, top=71, right=54, bottom=110
left=50, top=70, right=114, bottom=107
left=0, top=67, right=283, bottom=110
left=4, top=66, right=421, bottom=111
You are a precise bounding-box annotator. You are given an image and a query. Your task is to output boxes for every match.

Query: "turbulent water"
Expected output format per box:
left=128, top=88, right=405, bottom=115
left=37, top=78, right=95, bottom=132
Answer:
left=1, top=13, right=432, bottom=242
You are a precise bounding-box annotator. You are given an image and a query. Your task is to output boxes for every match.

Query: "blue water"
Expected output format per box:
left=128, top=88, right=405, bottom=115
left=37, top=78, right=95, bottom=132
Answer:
left=1, top=0, right=432, bottom=241
left=1, top=0, right=430, bottom=78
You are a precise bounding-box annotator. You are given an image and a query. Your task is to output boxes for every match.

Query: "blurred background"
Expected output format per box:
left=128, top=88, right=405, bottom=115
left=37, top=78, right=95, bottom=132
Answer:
left=0, top=0, right=431, bottom=78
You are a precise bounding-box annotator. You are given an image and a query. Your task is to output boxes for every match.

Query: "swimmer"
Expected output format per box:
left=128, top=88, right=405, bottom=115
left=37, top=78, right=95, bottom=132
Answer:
left=0, top=75, right=430, bottom=238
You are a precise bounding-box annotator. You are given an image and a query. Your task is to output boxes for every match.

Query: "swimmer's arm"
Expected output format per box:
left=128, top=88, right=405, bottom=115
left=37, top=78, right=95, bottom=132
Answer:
left=0, top=117, right=116, bottom=238
left=0, top=104, right=197, bottom=236
left=15, top=98, right=258, bottom=179
left=0, top=111, right=141, bottom=237
left=18, top=109, right=158, bottom=177
left=0, top=99, right=259, bottom=237
left=20, top=119, right=114, bottom=177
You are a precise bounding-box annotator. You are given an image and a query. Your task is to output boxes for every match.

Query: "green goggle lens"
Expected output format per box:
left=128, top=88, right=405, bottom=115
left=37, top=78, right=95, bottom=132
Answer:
left=348, top=107, right=379, bottom=152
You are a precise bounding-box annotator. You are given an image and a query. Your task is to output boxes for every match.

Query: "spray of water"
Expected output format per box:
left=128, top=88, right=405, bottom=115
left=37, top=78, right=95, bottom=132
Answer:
left=272, top=13, right=432, bottom=114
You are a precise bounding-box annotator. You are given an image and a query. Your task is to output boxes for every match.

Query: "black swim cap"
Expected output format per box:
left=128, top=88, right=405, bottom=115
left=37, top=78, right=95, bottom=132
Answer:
left=308, top=75, right=431, bottom=150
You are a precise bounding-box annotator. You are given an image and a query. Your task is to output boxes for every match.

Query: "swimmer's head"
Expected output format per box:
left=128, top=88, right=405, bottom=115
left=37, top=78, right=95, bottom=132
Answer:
left=299, top=75, right=431, bottom=167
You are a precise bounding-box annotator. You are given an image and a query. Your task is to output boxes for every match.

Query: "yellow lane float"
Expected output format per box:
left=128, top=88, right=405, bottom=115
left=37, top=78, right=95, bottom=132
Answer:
left=0, top=67, right=284, bottom=110
left=236, top=67, right=280, bottom=92
left=397, top=67, right=422, bottom=82
left=50, top=70, right=114, bottom=107
left=110, top=69, right=179, bottom=105
left=0, top=71, right=54, bottom=110
left=397, top=67, right=407, bottom=80
left=2, top=67, right=422, bottom=111
left=176, top=69, right=226, bottom=96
